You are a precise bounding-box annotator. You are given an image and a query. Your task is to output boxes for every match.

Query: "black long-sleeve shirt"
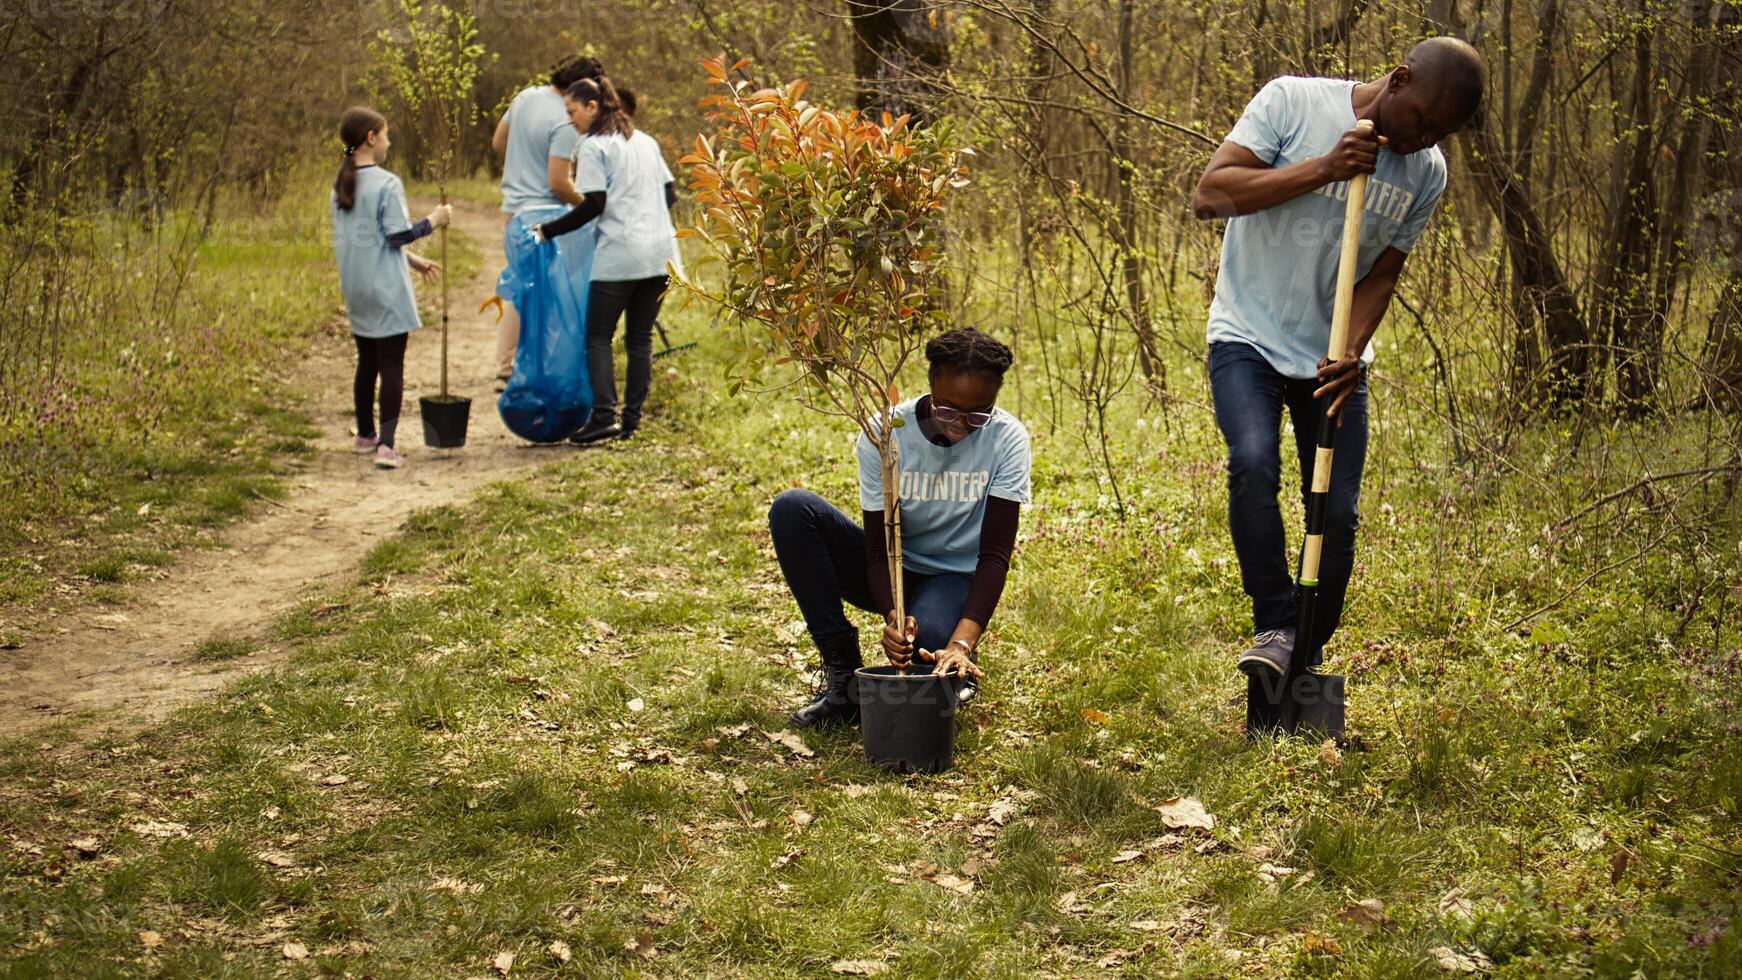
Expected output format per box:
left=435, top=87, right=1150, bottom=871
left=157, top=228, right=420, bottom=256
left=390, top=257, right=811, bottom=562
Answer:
left=386, top=217, right=432, bottom=249
left=536, top=182, right=679, bottom=239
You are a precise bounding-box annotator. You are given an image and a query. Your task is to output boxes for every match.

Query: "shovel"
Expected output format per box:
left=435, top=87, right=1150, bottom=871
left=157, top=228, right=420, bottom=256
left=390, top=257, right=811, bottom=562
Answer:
left=1247, top=120, right=1373, bottom=740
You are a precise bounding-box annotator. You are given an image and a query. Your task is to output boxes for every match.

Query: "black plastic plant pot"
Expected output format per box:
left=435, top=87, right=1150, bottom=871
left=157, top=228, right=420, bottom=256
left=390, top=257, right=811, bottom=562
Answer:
left=855, top=665, right=961, bottom=774
left=419, top=394, right=471, bottom=449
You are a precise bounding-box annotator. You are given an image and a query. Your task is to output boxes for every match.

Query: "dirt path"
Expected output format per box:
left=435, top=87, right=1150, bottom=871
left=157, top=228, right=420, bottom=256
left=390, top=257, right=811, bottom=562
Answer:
left=0, top=201, right=564, bottom=737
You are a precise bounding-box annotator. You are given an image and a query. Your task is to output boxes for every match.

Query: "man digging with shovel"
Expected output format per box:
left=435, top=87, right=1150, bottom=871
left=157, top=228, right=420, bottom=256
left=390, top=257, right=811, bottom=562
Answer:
left=1191, top=38, right=1484, bottom=723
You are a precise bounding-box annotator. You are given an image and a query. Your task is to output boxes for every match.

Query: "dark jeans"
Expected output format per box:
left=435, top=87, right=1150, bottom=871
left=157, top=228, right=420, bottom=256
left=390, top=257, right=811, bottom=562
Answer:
left=586, top=275, right=668, bottom=432
left=768, top=489, right=970, bottom=653
left=353, top=333, right=407, bottom=447
left=1207, top=341, right=1368, bottom=661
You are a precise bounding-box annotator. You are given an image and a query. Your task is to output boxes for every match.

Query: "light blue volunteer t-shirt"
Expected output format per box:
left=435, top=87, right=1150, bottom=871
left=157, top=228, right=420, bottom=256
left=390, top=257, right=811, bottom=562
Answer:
left=331, top=166, right=422, bottom=339
left=1207, top=76, right=1447, bottom=379
left=574, top=130, right=678, bottom=281
left=500, top=86, right=579, bottom=214
left=857, top=397, right=1033, bottom=577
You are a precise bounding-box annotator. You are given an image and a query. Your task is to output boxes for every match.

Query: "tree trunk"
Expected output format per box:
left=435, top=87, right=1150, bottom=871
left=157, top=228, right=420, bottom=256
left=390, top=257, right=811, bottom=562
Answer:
left=1114, top=0, right=1163, bottom=393
left=1592, top=13, right=1659, bottom=412
left=1701, top=2, right=1742, bottom=410
left=849, top=0, right=950, bottom=124
left=1463, top=122, right=1591, bottom=407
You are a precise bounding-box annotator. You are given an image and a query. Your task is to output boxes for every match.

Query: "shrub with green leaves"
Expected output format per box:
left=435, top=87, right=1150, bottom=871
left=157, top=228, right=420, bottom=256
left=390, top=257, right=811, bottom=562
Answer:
left=679, top=57, right=970, bottom=622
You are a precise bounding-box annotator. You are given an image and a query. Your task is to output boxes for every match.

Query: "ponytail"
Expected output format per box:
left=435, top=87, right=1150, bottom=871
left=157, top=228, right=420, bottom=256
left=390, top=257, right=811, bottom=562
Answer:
left=564, top=76, right=633, bottom=138
left=333, top=106, right=387, bottom=211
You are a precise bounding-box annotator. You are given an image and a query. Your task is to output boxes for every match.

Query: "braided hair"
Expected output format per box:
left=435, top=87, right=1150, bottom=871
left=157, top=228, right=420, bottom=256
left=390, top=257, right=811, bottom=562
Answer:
left=925, top=327, right=1013, bottom=384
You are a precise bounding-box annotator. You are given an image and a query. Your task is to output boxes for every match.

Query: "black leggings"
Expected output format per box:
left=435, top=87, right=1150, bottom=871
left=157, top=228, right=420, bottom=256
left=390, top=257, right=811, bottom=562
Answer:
left=585, top=275, right=668, bottom=432
left=353, top=333, right=408, bottom=447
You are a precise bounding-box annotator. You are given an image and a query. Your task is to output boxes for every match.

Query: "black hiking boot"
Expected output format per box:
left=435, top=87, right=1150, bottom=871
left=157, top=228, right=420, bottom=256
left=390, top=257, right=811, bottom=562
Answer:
left=789, top=631, right=862, bottom=729
left=569, top=417, right=622, bottom=446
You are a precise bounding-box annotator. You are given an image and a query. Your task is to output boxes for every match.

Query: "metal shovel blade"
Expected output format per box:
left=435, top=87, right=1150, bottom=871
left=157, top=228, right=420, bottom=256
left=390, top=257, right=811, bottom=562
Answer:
left=1245, top=669, right=1345, bottom=738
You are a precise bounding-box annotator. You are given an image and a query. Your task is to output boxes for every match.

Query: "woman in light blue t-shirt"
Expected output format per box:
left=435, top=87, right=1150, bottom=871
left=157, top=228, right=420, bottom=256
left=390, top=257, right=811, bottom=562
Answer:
left=766, top=329, right=1033, bottom=729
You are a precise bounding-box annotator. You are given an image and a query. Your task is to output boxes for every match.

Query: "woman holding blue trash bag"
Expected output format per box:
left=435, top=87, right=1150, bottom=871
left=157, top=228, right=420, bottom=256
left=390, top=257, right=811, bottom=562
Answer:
left=489, top=56, right=602, bottom=391
left=528, top=75, right=679, bottom=445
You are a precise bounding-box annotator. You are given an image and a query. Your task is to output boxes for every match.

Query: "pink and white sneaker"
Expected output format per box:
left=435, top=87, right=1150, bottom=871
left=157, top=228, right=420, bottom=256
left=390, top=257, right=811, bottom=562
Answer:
left=353, top=435, right=380, bottom=454
left=373, top=444, right=404, bottom=469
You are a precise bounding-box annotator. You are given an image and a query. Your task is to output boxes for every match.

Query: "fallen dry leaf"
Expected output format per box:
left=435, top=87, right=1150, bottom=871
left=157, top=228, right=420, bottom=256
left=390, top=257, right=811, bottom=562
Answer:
left=790, top=809, right=814, bottom=828
left=927, top=873, right=975, bottom=896
left=1318, top=738, right=1344, bottom=768
left=830, top=959, right=888, bottom=975
left=1303, top=931, right=1343, bottom=955
left=319, top=774, right=349, bottom=787
left=68, top=837, right=101, bottom=858
left=771, top=848, right=803, bottom=868
left=282, top=941, right=309, bottom=961
left=1154, top=796, right=1215, bottom=830
left=625, top=930, right=656, bottom=959
left=1081, top=708, right=1109, bottom=725
left=1129, top=919, right=1162, bottom=932
left=841, top=784, right=875, bottom=799
left=547, top=940, right=572, bottom=963
left=1256, top=862, right=1297, bottom=883
left=1339, top=897, right=1393, bottom=932
left=730, top=776, right=749, bottom=796
left=1438, top=888, right=1475, bottom=922
left=763, top=729, right=816, bottom=758
left=138, top=930, right=163, bottom=949
left=1111, top=849, right=1144, bottom=865
left=1430, top=945, right=1493, bottom=973
left=987, top=797, right=1017, bottom=825
left=129, top=820, right=189, bottom=839
left=626, top=697, right=646, bottom=713
left=431, top=875, right=483, bottom=895
left=258, top=850, right=296, bottom=869
left=493, top=949, right=515, bottom=974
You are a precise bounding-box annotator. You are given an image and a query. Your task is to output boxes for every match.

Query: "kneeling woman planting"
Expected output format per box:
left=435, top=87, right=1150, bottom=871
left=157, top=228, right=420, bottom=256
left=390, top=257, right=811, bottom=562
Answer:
left=769, top=328, right=1032, bottom=728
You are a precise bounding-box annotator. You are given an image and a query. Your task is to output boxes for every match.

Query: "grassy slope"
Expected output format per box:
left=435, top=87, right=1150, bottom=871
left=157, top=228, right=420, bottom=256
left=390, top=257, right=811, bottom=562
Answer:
left=0, top=178, right=482, bottom=636
left=1, top=298, right=1738, bottom=977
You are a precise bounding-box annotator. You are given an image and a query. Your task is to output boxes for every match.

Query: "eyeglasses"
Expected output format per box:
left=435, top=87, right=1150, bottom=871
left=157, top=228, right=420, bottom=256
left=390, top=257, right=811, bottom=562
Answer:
left=931, top=403, right=994, bottom=429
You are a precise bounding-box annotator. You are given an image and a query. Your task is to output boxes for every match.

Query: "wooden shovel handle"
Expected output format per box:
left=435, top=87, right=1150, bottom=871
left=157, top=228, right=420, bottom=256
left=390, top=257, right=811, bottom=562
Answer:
left=1326, top=119, right=1374, bottom=361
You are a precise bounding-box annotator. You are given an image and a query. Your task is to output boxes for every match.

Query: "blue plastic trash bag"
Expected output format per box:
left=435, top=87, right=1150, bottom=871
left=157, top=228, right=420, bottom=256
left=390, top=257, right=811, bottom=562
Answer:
left=495, top=209, right=595, bottom=443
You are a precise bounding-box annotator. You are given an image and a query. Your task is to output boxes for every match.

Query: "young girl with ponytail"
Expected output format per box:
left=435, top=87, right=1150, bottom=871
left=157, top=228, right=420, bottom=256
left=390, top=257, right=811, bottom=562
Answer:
left=330, top=106, right=451, bottom=469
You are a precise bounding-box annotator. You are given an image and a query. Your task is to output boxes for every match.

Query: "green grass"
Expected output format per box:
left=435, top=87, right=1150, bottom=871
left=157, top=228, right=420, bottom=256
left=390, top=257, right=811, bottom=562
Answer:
left=193, top=636, right=259, bottom=662
left=1, top=296, right=1738, bottom=974
left=0, top=167, right=484, bottom=631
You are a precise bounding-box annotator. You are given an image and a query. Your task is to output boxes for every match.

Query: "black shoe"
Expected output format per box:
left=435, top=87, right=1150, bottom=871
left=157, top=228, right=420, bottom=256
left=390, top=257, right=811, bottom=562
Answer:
left=789, top=631, right=862, bottom=729
left=1236, top=627, right=1295, bottom=677
left=956, top=677, right=978, bottom=706
left=568, top=420, right=622, bottom=446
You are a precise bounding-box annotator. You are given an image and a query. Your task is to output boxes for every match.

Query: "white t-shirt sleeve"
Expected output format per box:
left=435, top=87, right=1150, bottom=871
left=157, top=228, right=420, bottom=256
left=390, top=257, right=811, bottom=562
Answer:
left=1391, top=156, right=1447, bottom=253
left=986, top=423, right=1033, bottom=504
left=548, top=115, right=579, bottom=162
left=379, top=175, right=413, bottom=241
left=1225, top=77, right=1295, bottom=165
left=857, top=430, right=886, bottom=512
left=575, top=138, right=609, bottom=194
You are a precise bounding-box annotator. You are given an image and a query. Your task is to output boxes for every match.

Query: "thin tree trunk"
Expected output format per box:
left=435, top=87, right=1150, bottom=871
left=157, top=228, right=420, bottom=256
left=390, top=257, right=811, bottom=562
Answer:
left=1114, top=0, right=1163, bottom=394
left=1463, top=123, right=1591, bottom=407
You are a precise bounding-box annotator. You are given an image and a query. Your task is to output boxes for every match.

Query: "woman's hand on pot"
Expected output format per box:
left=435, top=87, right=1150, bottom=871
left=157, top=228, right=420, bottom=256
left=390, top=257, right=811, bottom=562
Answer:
left=921, top=640, right=982, bottom=678
left=882, top=614, right=916, bottom=668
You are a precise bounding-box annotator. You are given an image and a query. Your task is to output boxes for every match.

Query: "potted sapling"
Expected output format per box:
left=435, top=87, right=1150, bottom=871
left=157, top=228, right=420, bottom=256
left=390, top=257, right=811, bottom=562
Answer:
left=372, top=0, right=486, bottom=447
left=679, top=58, right=971, bottom=773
